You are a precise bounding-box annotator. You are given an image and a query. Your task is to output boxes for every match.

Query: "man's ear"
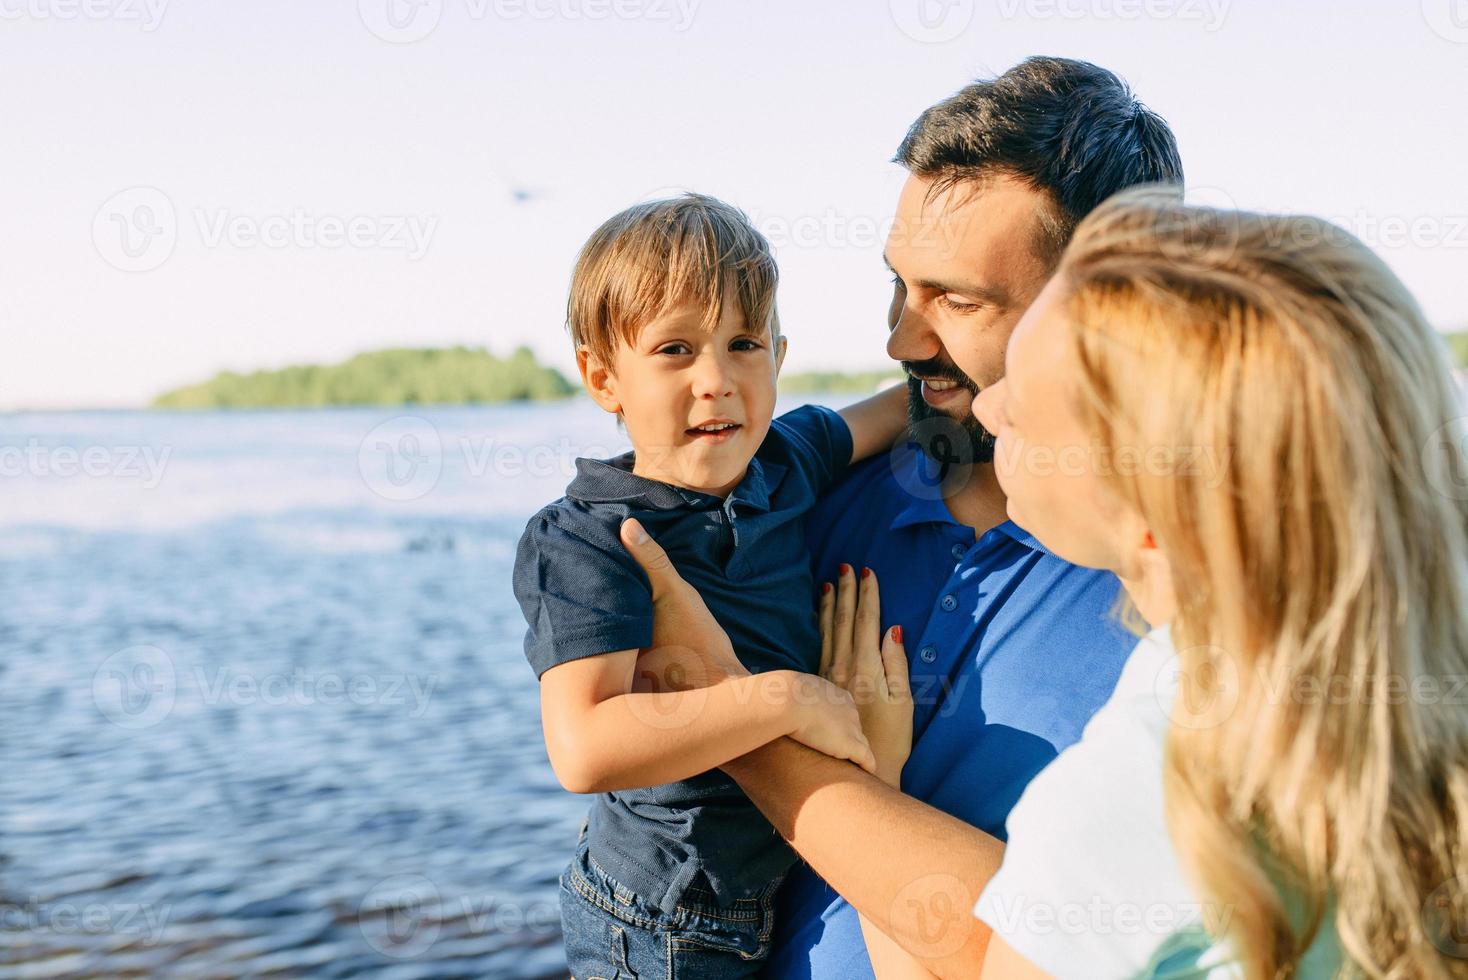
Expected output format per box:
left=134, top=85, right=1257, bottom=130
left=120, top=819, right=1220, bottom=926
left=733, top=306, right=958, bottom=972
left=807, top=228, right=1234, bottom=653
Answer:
left=576, top=346, right=621, bottom=415
left=774, top=335, right=788, bottom=376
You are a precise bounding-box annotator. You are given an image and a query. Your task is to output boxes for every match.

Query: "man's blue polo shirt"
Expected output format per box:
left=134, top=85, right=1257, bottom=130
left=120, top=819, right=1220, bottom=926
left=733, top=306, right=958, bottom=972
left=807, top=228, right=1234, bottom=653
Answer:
left=764, top=446, right=1135, bottom=979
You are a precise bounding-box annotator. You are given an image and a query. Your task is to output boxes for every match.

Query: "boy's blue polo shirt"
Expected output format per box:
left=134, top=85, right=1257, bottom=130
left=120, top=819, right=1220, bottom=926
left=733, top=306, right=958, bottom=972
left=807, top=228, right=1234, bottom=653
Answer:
left=513, top=405, right=853, bottom=913
left=764, top=447, right=1135, bottom=979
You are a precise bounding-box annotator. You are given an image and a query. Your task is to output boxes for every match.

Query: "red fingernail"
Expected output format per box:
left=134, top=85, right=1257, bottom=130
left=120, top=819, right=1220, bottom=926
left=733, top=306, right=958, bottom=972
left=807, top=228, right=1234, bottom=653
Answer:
left=893, top=625, right=904, bottom=643
left=822, top=582, right=832, bottom=595
left=861, top=567, right=872, bottom=580
left=839, top=563, right=852, bottom=575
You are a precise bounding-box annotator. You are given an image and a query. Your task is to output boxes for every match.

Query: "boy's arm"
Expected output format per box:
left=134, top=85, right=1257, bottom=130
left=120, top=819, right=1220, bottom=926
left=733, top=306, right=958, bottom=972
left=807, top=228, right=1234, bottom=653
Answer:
left=539, top=650, right=875, bottom=794
left=838, top=382, right=909, bottom=464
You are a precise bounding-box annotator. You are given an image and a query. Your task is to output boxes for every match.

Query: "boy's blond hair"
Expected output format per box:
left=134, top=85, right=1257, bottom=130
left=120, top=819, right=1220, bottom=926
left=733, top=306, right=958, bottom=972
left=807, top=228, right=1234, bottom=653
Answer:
left=567, top=194, right=779, bottom=368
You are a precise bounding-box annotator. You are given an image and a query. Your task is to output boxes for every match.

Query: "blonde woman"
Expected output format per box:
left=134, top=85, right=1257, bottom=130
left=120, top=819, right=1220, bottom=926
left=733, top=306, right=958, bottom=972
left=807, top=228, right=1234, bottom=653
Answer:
left=613, top=188, right=1468, bottom=977
left=955, top=188, right=1468, bottom=978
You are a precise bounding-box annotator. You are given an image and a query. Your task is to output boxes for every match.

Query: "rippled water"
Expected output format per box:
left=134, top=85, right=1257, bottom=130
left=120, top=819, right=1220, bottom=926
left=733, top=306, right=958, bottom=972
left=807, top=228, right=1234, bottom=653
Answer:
left=0, top=397, right=840, bottom=978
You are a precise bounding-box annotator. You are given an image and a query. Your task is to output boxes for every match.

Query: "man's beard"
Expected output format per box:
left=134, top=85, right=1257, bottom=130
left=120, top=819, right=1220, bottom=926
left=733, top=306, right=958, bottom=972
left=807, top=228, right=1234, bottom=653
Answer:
left=903, top=358, right=996, bottom=468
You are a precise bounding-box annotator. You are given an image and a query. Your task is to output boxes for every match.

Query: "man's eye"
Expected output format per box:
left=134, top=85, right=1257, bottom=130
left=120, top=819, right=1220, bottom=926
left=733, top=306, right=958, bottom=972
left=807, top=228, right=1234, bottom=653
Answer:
left=938, top=295, right=981, bottom=314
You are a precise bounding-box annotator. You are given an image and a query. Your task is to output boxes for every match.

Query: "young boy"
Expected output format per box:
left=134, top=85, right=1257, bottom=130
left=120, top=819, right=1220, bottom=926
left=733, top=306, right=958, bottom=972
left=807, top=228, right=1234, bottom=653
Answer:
left=513, top=193, right=908, bottom=978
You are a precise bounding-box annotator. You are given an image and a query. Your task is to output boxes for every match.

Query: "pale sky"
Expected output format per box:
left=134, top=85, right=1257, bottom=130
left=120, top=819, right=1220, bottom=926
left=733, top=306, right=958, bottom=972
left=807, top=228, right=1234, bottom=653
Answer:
left=4, top=0, right=1466, bottom=409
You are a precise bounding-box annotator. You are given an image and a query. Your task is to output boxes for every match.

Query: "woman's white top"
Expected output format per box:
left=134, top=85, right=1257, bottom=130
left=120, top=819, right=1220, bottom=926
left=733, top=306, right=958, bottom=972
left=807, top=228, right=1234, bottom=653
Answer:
left=974, top=624, right=1342, bottom=979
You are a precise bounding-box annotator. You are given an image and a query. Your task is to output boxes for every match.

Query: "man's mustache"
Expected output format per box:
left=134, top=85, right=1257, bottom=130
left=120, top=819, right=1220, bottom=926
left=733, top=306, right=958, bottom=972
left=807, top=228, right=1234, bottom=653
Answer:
left=901, top=359, right=980, bottom=396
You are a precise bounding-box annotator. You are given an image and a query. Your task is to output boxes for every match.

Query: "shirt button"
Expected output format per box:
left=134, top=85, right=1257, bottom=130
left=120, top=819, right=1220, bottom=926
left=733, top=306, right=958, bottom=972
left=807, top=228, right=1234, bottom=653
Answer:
left=950, top=542, right=966, bottom=560
left=940, top=594, right=957, bottom=612
left=919, top=645, right=938, bottom=664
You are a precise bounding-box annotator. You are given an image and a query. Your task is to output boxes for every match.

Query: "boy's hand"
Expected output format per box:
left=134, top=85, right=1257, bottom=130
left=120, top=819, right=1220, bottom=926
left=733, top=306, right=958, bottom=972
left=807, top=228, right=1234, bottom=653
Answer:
left=781, top=672, right=878, bottom=774
left=621, top=518, right=749, bottom=692
left=820, top=564, right=912, bottom=788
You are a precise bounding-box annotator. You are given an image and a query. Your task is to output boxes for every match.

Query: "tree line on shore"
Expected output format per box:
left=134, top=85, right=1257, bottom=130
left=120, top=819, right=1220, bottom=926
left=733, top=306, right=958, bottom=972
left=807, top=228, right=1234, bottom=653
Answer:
left=151, top=346, right=906, bottom=408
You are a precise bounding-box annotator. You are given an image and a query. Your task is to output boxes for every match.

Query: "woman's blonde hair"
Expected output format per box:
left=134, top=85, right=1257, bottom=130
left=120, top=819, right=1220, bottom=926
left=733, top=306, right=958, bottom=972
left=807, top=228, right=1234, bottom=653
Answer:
left=1058, top=187, right=1468, bottom=977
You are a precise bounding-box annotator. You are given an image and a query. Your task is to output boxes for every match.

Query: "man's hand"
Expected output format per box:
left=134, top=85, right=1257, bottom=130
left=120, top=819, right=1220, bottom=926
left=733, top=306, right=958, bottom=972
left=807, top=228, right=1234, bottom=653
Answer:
left=820, top=564, right=912, bottom=788
left=620, top=518, right=749, bottom=692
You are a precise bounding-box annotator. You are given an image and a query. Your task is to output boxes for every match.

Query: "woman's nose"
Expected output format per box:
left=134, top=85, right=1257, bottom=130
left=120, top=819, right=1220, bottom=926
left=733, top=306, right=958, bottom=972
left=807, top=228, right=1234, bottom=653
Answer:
left=973, top=379, right=1005, bottom=432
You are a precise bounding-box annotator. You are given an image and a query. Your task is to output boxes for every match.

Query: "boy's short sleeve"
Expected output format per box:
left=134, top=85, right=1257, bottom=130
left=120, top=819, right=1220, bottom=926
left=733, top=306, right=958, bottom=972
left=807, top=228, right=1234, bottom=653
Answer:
left=768, top=404, right=855, bottom=497
left=513, top=512, right=655, bottom=678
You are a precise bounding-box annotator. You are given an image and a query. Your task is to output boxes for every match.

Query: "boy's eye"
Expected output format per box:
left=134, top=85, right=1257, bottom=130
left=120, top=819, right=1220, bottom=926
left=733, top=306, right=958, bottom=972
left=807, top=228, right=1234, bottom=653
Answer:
left=656, top=343, right=691, bottom=356
left=730, top=338, right=763, bottom=352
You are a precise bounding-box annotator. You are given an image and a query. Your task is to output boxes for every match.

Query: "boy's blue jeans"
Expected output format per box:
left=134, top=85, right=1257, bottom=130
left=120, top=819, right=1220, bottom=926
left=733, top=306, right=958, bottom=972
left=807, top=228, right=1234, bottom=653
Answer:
left=559, top=824, right=783, bottom=979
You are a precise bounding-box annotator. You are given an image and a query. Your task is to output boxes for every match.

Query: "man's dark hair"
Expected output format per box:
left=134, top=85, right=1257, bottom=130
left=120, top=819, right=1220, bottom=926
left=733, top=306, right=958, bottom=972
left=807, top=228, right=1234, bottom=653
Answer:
left=895, top=56, right=1184, bottom=262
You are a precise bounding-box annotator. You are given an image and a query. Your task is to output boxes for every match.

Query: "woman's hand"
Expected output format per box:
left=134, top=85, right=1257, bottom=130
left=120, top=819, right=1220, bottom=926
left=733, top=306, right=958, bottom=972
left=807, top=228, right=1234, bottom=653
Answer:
left=820, top=564, right=912, bottom=788
left=620, top=518, right=749, bottom=692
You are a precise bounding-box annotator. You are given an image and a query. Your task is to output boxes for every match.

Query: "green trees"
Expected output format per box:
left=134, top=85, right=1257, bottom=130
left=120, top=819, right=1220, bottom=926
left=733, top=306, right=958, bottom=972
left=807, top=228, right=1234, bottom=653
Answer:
left=152, top=346, right=577, bottom=408
left=151, top=345, right=916, bottom=409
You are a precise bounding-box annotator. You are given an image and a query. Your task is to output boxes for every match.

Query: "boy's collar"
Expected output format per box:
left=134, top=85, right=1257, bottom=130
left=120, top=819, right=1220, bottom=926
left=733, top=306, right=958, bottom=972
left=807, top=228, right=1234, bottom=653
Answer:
left=567, top=452, right=786, bottom=514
